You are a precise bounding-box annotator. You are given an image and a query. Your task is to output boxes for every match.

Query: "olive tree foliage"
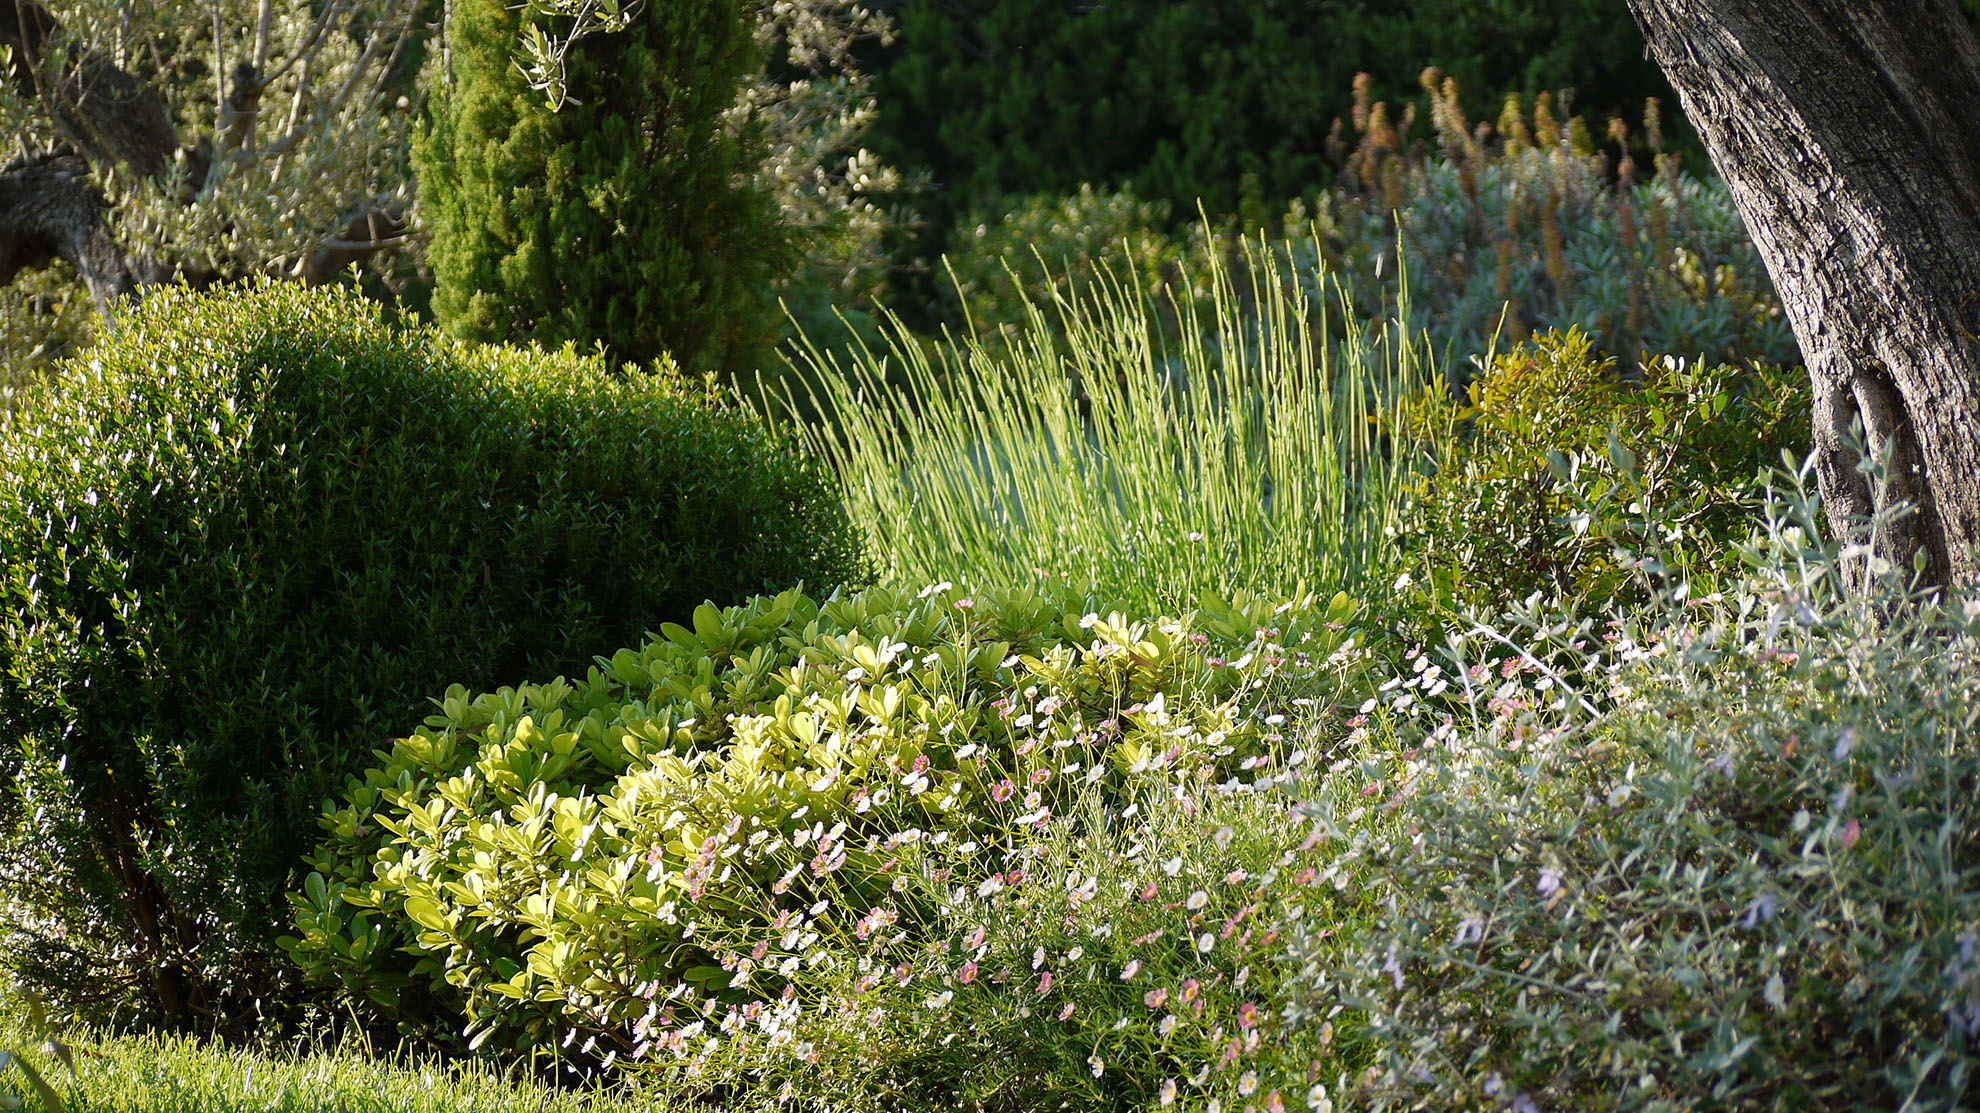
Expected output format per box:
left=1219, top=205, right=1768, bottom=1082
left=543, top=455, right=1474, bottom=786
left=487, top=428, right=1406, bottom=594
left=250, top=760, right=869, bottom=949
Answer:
left=0, top=0, right=420, bottom=381
left=742, top=1, right=919, bottom=306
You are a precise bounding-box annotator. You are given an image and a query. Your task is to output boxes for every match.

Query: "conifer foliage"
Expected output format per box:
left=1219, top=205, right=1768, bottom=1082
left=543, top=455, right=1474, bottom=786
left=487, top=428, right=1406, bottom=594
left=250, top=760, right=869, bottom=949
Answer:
left=416, top=0, right=788, bottom=373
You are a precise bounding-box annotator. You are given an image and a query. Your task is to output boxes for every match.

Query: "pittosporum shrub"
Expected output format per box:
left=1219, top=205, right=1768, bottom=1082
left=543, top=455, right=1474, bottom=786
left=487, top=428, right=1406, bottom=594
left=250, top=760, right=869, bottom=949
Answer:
left=285, top=582, right=1367, bottom=1073
left=1287, top=466, right=1980, bottom=1111
left=0, top=280, right=863, bottom=1033
left=1395, top=328, right=1809, bottom=620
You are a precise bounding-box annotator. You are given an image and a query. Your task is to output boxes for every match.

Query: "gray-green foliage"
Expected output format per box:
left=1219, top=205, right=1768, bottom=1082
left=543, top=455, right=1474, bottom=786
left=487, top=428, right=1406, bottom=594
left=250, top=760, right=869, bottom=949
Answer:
left=1314, top=76, right=1794, bottom=372
left=0, top=280, right=862, bottom=1033
left=1288, top=463, right=1980, bottom=1110
left=939, top=83, right=1794, bottom=388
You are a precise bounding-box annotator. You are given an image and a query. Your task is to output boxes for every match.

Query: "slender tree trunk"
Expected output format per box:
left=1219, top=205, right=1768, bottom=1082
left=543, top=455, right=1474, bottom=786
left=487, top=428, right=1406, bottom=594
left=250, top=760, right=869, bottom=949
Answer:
left=1624, top=0, right=1980, bottom=591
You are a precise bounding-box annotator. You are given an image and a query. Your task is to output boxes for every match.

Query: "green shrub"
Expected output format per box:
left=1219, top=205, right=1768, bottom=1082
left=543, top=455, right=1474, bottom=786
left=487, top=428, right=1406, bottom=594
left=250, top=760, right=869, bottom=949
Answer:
left=1289, top=467, right=1980, bottom=1111
left=1396, top=328, right=1809, bottom=619
left=0, top=281, right=862, bottom=1032
left=683, top=753, right=1382, bottom=1112
left=1313, top=75, right=1796, bottom=372
left=286, top=580, right=1365, bottom=1071
left=416, top=0, right=788, bottom=375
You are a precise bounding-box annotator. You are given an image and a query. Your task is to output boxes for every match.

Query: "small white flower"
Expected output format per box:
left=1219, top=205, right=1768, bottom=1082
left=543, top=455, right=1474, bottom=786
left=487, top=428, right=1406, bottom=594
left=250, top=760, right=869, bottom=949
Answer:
left=1159, top=1078, right=1179, bottom=1106
left=1741, top=891, right=1778, bottom=930
left=1536, top=868, right=1563, bottom=897
left=1833, top=727, right=1857, bottom=761
left=1197, top=932, right=1215, bottom=953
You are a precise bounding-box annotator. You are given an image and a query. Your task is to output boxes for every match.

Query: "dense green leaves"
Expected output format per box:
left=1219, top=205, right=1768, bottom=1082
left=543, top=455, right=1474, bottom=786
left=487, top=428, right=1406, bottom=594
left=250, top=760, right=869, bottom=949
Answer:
left=416, top=0, right=789, bottom=374
left=1397, top=328, right=1810, bottom=618
left=868, top=0, right=1682, bottom=257
left=0, top=281, right=861, bottom=1031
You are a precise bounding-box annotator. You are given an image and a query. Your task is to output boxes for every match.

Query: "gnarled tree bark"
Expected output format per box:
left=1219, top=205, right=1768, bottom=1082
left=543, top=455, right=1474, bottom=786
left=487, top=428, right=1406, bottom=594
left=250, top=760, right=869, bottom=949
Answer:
left=0, top=0, right=409, bottom=311
left=1624, top=0, right=1980, bottom=591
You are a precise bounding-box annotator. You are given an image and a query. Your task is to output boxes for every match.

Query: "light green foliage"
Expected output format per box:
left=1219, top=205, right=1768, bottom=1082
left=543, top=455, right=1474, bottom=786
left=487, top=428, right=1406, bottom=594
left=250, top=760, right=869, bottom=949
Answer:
left=416, top=0, right=787, bottom=373
left=0, top=281, right=861, bottom=1032
left=1396, top=328, right=1810, bottom=618
left=940, top=185, right=1200, bottom=358
left=788, top=228, right=1423, bottom=616
left=287, top=581, right=1365, bottom=1073
left=1315, top=76, right=1795, bottom=371
left=0, top=1000, right=684, bottom=1112
left=1289, top=465, right=1980, bottom=1110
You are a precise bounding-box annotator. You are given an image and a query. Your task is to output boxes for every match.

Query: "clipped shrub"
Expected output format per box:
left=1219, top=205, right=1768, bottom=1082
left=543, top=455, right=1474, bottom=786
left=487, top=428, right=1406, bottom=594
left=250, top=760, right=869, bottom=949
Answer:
left=1311, top=73, right=1796, bottom=372
left=0, top=280, right=863, bottom=1031
left=416, top=0, right=788, bottom=374
left=1287, top=468, right=1980, bottom=1111
left=286, top=581, right=1366, bottom=1072
left=1395, top=328, right=1809, bottom=618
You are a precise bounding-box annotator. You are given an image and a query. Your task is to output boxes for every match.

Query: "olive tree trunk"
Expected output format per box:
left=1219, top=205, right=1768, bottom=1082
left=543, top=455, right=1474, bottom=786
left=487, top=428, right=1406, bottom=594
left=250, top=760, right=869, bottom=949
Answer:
left=1625, top=0, right=1980, bottom=590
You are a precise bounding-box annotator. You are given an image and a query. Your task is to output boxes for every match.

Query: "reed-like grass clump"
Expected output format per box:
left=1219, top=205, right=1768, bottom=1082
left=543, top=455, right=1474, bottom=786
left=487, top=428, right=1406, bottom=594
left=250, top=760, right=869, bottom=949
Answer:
left=786, top=229, right=1429, bottom=616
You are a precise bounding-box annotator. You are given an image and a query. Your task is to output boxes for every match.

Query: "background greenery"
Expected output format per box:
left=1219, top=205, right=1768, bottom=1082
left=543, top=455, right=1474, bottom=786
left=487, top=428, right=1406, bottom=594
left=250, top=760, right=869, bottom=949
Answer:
left=8, top=1, right=1980, bottom=1111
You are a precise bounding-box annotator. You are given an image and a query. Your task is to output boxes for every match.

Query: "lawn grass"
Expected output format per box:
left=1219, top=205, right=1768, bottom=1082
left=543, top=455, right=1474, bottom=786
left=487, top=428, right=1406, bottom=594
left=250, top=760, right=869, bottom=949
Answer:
left=1, top=1014, right=683, bottom=1113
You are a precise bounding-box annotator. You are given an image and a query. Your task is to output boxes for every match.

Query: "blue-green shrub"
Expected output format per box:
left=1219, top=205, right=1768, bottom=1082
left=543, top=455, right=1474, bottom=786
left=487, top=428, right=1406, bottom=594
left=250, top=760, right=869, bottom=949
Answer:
left=0, top=281, right=863, bottom=1032
left=1314, top=75, right=1796, bottom=372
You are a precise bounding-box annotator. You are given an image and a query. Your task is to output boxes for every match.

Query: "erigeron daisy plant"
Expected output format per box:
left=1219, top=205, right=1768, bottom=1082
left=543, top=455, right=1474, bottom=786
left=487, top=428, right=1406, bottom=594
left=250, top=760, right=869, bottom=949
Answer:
left=1287, top=447, right=1980, bottom=1111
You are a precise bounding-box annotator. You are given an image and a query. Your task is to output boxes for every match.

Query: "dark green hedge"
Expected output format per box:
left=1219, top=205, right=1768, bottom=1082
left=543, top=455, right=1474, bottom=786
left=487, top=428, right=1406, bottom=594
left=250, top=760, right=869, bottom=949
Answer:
left=866, top=0, right=1683, bottom=252
left=0, top=281, right=864, bottom=1032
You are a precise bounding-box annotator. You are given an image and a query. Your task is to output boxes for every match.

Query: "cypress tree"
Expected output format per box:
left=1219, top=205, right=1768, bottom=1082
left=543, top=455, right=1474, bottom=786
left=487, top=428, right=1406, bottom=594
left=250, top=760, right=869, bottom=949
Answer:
left=416, top=0, right=787, bottom=373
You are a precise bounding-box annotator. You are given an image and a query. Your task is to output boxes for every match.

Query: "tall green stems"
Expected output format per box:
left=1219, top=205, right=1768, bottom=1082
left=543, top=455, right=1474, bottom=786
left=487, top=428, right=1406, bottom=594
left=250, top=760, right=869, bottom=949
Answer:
left=784, top=227, right=1433, bottom=614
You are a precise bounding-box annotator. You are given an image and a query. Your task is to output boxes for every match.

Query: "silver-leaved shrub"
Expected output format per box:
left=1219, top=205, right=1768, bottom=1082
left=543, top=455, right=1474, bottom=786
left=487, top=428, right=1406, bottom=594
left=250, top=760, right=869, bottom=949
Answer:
left=1289, top=462, right=1980, bottom=1111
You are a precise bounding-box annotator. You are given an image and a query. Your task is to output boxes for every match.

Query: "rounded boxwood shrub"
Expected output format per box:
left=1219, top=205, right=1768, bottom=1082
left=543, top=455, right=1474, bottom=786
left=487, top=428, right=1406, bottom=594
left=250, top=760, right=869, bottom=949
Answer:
left=0, top=280, right=864, bottom=1032
left=285, top=581, right=1362, bottom=1066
